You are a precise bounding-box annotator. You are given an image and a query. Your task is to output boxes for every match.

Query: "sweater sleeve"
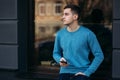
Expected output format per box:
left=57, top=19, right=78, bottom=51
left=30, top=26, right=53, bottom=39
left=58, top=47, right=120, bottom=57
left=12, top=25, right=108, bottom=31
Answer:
left=84, top=31, right=104, bottom=76
left=53, top=33, right=63, bottom=63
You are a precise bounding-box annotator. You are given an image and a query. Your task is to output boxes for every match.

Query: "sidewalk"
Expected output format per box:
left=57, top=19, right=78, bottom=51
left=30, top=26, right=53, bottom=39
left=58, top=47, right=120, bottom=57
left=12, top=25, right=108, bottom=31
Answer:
left=0, top=69, right=58, bottom=80
left=0, top=70, right=31, bottom=80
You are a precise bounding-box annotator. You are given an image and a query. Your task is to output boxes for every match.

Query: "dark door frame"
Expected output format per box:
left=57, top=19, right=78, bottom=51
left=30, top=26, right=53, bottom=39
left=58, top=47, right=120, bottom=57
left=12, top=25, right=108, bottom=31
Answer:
left=18, top=0, right=35, bottom=73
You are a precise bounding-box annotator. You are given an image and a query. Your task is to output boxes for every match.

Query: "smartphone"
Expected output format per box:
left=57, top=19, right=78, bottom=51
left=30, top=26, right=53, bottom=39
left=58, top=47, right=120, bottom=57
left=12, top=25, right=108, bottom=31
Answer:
left=60, top=61, right=67, bottom=64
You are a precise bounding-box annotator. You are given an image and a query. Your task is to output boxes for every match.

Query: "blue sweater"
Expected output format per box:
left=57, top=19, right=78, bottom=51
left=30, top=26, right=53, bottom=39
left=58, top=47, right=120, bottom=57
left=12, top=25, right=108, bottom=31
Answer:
left=53, top=26, right=104, bottom=77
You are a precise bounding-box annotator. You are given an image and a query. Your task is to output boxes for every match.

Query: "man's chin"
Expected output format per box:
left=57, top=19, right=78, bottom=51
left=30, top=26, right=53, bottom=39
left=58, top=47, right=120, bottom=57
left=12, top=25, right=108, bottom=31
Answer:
left=63, top=22, right=70, bottom=26
left=63, top=23, right=69, bottom=26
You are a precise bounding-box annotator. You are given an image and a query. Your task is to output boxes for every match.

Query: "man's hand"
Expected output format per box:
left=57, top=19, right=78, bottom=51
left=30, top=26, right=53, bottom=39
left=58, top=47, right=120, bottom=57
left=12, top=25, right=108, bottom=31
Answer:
left=60, top=57, right=68, bottom=67
left=75, top=72, right=86, bottom=76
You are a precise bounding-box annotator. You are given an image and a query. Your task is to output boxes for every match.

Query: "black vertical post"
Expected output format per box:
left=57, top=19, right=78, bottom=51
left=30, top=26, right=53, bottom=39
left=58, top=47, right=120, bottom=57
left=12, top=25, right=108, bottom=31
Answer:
left=18, top=0, right=29, bottom=72
left=18, top=0, right=35, bottom=73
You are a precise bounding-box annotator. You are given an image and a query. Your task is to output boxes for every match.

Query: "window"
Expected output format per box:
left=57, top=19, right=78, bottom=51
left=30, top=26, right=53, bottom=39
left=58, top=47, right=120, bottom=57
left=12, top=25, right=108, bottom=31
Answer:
left=55, top=3, right=61, bottom=13
left=38, top=2, right=46, bottom=16
left=39, top=26, right=45, bottom=32
left=53, top=2, right=62, bottom=15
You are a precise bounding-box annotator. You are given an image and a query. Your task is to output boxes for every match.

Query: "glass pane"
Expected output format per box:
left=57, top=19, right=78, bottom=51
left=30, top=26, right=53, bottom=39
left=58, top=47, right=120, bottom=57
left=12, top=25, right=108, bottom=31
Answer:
left=34, top=0, right=112, bottom=79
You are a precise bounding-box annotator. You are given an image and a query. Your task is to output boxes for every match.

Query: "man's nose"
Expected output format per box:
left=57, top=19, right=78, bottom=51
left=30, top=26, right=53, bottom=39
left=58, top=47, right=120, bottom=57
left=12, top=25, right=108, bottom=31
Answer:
left=61, top=16, right=64, bottom=21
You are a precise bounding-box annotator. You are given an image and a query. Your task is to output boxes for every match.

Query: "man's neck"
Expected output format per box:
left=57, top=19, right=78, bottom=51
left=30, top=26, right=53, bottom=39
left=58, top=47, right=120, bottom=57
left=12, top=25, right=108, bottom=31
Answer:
left=67, top=23, right=80, bottom=32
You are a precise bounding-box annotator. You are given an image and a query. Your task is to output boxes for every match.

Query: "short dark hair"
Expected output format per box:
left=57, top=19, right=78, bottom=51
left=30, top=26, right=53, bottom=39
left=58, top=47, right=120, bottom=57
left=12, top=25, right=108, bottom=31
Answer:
left=64, top=4, right=81, bottom=21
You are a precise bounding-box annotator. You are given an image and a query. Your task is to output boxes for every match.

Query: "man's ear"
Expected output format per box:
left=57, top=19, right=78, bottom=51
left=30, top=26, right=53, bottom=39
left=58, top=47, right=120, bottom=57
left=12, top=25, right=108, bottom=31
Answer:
left=73, top=14, right=78, bottom=20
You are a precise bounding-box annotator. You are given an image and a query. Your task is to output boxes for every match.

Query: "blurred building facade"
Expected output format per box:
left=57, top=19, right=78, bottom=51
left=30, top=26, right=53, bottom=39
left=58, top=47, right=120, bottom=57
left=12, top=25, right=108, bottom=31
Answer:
left=35, top=0, right=112, bottom=41
left=35, top=0, right=65, bottom=41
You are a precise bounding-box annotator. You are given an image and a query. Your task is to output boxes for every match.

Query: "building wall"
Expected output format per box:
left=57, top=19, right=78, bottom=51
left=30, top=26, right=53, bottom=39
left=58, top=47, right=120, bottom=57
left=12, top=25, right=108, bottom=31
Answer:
left=0, top=0, right=31, bottom=71
left=113, top=0, right=120, bottom=79
left=0, top=0, right=18, bottom=69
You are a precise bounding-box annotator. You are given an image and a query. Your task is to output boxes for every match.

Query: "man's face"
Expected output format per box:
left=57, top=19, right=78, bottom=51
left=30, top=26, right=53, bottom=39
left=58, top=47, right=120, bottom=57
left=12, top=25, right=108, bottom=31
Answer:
left=62, top=8, right=77, bottom=25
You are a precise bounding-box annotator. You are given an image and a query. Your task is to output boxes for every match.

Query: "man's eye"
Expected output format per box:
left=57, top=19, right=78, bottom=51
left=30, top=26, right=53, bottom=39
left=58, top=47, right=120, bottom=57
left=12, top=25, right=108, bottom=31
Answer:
left=65, top=13, right=68, bottom=16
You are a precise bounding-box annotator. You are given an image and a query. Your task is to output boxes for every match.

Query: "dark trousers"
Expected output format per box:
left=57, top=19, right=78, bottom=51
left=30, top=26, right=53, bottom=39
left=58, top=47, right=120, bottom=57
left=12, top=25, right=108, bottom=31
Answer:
left=59, top=73, right=90, bottom=80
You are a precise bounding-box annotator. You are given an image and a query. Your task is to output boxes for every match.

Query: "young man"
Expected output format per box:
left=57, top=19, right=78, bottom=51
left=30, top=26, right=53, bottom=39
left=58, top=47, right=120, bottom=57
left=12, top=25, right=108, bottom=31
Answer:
left=53, top=4, right=104, bottom=80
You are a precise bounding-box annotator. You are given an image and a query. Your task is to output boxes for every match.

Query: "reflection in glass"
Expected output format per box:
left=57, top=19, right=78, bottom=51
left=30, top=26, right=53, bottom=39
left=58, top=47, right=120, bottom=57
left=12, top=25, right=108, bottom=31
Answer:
left=34, top=0, right=112, bottom=79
